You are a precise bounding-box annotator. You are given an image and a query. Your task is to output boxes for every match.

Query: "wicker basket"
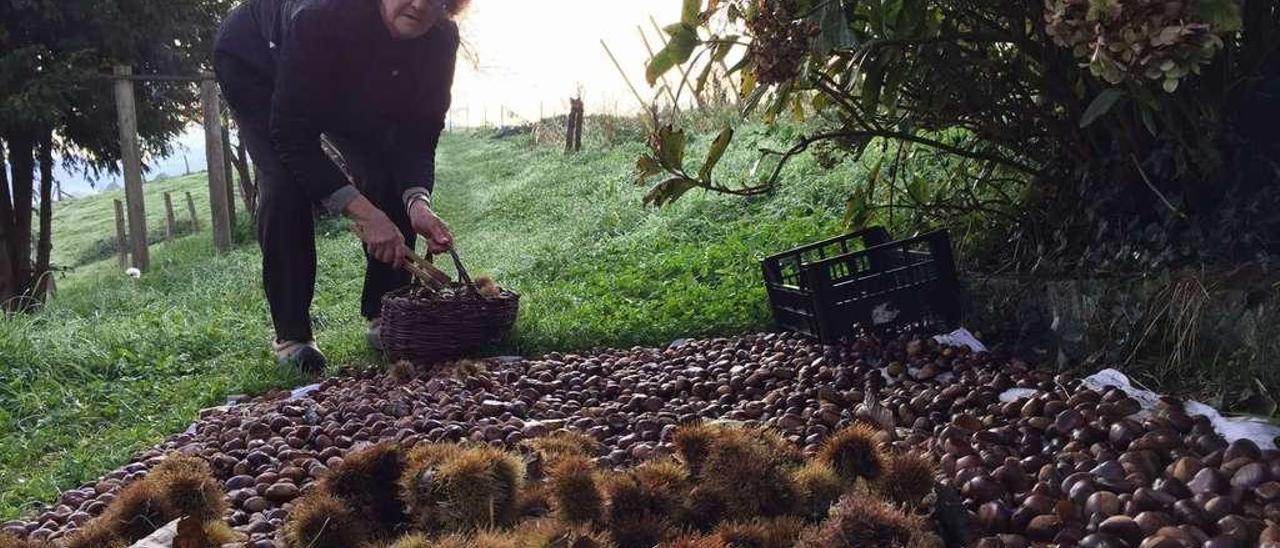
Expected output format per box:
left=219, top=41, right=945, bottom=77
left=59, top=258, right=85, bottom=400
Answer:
left=380, top=250, right=519, bottom=364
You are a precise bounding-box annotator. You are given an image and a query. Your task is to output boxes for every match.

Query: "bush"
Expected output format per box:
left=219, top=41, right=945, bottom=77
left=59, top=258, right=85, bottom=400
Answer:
left=74, top=218, right=201, bottom=267
left=642, top=0, right=1280, bottom=274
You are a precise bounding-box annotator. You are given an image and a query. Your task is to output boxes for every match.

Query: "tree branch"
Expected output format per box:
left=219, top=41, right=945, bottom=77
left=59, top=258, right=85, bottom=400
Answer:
left=760, top=129, right=1040, bottom=180
left=833, top=33, right=1008, bottom=55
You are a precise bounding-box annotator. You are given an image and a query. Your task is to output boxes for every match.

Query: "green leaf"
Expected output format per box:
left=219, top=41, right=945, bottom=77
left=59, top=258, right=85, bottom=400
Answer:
left=699, top=128, right=734, bottom=181
left=813, top=93, right=832, bottom=111
left=880, top=57, right=907, bottom=115
left=866, top=0, right=884, bottom=30
left=647, top=51, right=677, bottom=87
left=741, top=68, right=758, bottom=99
left=646, top=25, right=701, bottom=85
left=635, top=156, right=663, bottom=183
left=1139, top=107, right=1158, bottom=137
left=867, top=156, right=883, bottom=191
left=861, top=60, right=885, bottom=111
left=696, top=61, right=716, bottom=95
left=843, top=192, right=870, bottom=229
left=681, top=0, right=701, bottom=26
left=907, top=174, right=928, bottom=204
left=1079, top=88, right=1124, bottom=128
left=644, top=177, right=699, bottom=207
left=883, top=0, right=905, bottom=30
left=844, top=156, right=879, bottom=229
left=656, top=125, right=687, bottom=170
left=1195, top=0, right=1242, bottom=33
left=900, top=0, right=927, bottom=34
left=712, top=36, right=738, bottom=63
left=668, top=25, right=700, bottom=61
left=727, top=3, right=744, bottom=21
left=764, top=84, right=794, bottom=124
left=809, top=0, right=855, bottom=54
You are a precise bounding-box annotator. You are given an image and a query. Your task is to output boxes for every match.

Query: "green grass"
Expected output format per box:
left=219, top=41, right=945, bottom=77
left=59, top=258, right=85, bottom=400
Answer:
left=0, top=120, right=862, bottom=519
left=50, top=173, right=224, bottom=269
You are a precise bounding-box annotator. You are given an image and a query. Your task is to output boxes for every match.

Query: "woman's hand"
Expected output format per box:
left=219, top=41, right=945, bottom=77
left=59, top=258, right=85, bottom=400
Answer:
left=345, top=196, right=409, bottom=267
left=409, top=199, right=454, bottom=254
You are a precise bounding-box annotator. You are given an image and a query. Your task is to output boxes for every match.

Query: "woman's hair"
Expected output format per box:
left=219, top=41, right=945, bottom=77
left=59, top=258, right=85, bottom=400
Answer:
left=446, top=0, right=470, bottom=17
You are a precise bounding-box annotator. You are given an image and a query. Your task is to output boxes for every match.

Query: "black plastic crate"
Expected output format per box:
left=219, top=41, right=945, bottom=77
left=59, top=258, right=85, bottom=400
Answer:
left=761, top=227, right=962, bottom=344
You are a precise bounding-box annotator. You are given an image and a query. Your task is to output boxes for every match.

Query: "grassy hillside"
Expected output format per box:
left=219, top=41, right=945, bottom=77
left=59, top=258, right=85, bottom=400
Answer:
left=50, top=173, right=223, bottom=270
left=0, top=121, right=862, bottom=518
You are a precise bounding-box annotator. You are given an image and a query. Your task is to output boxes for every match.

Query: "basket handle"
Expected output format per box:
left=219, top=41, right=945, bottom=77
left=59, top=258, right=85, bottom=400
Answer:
left=445, top=248, right=475, bottom=289
left=404, top=248, right=476, bottom=291
left=404, top=250, right=451, bottom=289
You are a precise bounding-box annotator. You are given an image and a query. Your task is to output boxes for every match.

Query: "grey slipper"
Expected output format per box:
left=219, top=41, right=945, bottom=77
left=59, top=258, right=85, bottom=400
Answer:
left=273, top=339, right=326, bottom=376
left=367, top=319, right=385, bottom=352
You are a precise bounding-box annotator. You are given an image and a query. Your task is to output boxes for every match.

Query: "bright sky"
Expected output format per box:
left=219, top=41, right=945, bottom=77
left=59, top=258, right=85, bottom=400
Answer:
left=448, top=0, right=685, bottom=126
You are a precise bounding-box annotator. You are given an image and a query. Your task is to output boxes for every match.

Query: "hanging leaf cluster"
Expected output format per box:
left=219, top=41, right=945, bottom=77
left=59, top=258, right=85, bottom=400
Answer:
left=1045, top=0, right=1242, bottom=92
left=638, top=125, right=737, bottom=207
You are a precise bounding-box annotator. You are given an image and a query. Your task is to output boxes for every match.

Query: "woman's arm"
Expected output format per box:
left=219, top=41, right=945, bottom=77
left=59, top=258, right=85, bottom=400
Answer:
left=269, top=5, right=409, bottom=264
left=268, top=5, right=360, bottom=213
left=392, top=22, right=460, bottom=213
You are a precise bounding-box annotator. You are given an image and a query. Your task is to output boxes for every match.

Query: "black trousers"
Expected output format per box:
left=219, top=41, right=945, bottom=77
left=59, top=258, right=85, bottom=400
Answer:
left=214, top=52, right=414, bottom=343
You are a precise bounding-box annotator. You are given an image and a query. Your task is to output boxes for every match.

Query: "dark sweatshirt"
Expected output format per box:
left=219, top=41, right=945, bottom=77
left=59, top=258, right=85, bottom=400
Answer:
left=214, top=0, right=459, bottom=212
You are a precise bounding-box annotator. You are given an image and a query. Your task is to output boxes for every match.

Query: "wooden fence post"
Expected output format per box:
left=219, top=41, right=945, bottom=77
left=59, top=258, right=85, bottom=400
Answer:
left=573, top=99, right=585, bottom=152
left=565, top=98, right=585, bottom=154
left=564, top=102, right=575, bottom=154
left=221, top=123, right=237, bottom=220
left=113, top=65, right=150, bottom=271
left=163, top=192, right=177, bottom=242
left=185, top=191, right=200, bottom=232
left=232, top=137, right=257, bottom=218
left=201, top=78, right=233, bottom=254
left=565, top=98, right=584, bottom=153
left=113, top=199, right=129, bottom=269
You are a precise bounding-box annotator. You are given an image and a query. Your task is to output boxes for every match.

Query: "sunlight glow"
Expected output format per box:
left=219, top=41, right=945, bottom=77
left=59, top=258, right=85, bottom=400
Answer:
left=449, top=0, right=683, bottom=127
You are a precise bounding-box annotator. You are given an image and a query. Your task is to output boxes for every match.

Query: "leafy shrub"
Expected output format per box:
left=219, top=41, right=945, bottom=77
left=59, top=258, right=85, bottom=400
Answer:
left=1045, top=0, right=1241, bottom=92
left=642, top=0, right=1280, bottom=274
left=74, top=218, right=200, bottom=267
